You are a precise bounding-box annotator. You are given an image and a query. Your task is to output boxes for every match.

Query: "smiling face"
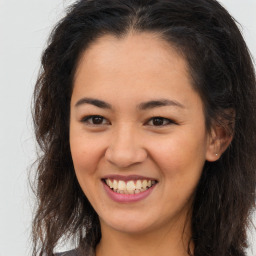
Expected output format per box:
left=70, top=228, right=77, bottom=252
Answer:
left=69, top=32, right=216, bottom=236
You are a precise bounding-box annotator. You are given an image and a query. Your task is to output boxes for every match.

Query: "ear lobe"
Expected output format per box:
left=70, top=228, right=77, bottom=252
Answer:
left=206, top=124, right=234, bottom=162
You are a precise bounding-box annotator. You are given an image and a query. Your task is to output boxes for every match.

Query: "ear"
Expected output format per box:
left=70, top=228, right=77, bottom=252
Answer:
left=206, top=113, right=234, bottom=162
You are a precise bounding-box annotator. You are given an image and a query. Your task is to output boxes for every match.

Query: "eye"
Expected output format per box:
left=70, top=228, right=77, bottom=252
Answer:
left=146, top=117, right=175, bottom=126
left=81, top=115, right=110, bottom=125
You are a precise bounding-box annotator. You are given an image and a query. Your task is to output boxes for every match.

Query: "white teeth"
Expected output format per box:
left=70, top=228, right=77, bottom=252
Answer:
left=108, top=179, right=113, bottom=188
left=127, top=181, right=136, bottom=191
left=118, top=180, right=126, bottom=190
left=105, top=178, right=157, bottom=194
left=142, top=180, right=148, bottom=189
left=113, top=180, right=118, bottom=190
left=135, top=180, right=142, bottom=189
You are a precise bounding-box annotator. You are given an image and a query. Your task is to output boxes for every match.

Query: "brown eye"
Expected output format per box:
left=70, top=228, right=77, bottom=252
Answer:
left=152, top=117, right=165, bottom=126
left=81, top=115, right=110, bottom=125
left=147, top=117, right=174, bottom=126
left=91, top=116, right=104, bottom=124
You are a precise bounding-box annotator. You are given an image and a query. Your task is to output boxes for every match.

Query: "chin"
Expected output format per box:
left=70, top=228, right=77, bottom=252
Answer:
left=100, top=212, right=157, bottom=235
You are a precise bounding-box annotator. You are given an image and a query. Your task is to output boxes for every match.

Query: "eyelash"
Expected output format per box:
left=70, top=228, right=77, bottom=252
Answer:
left=81, top=115, right=176, bottom=127
left=147, top=116, right=176, bottom=126
left=81, top=115, right=110, bottom=125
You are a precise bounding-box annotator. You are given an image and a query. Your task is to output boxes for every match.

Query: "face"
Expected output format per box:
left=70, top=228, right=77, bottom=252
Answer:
left=70, top=33, right=215, bottom=235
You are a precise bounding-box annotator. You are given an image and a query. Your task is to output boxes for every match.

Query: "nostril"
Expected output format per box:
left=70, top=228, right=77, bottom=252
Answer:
left=105, top=146, right=147, bottom=168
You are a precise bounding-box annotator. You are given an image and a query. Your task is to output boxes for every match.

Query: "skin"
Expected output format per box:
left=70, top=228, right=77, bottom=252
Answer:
left=69, top=32, right=223, bottom=256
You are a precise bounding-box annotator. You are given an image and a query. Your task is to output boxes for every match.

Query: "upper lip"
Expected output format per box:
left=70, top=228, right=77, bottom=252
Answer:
left=102, top=174, right=157, bottom=182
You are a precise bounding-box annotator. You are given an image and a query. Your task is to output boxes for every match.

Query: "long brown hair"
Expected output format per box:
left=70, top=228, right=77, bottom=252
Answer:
left=32, top=0, right=256, bottom=255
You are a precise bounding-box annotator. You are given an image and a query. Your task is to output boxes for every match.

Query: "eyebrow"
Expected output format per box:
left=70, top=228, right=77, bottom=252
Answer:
left=138, top=99, right=185, bottom=110
left=75, top=97, right=184, bottom=110
left=75, top=97, right=112, bottom=109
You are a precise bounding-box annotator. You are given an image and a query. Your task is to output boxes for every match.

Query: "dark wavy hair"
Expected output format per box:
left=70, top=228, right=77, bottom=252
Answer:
left=32, top=0, right=256, bottom=255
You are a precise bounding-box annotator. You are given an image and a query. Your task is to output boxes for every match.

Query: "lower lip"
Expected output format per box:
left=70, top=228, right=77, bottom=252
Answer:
left=102, top=181, right=156, bottom=203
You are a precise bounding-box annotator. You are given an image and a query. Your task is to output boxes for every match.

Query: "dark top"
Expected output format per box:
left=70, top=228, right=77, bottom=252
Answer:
left=55, top=250, right=79, bottom=256
left=55, top=248, right=95, bottom=256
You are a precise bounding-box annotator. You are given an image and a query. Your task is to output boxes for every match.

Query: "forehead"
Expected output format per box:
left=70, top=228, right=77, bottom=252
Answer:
left=74, top=32, right=191, bottom=84
left=72, top=32, right=200, bottom=110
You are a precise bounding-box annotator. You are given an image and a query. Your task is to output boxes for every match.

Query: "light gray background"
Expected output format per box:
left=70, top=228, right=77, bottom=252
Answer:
left=0, top=1, right=255, bottom=255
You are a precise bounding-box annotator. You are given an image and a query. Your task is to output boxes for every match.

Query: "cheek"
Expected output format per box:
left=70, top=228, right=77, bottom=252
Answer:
left=70, top=133, right=103, bottom=176
left=70, top=134, right=105, bottom=202
left=148, top=129, right=207, bottom=178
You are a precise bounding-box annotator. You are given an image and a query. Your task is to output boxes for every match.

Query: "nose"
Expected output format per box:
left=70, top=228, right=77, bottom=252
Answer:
left=105, top=125, right=147, bottom=168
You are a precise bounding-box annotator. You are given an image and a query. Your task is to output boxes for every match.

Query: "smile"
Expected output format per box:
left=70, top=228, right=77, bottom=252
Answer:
left=104, top=179, right=157, bottom=194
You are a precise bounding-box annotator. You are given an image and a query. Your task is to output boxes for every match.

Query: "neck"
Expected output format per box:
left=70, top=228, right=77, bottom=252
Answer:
left=96, top=217, right=193, bottom=256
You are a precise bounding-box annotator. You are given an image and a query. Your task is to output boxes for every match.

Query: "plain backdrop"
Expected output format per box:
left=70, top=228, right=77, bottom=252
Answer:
left=0, top=1, right=255, bottom=255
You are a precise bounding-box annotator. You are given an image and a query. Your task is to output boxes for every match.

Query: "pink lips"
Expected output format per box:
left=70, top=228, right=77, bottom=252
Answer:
left=102, top=176, right=157, bottom=203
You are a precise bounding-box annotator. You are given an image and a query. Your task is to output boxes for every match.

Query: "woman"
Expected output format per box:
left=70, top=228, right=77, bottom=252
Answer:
left=32, top=0, right=256, bottom=255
